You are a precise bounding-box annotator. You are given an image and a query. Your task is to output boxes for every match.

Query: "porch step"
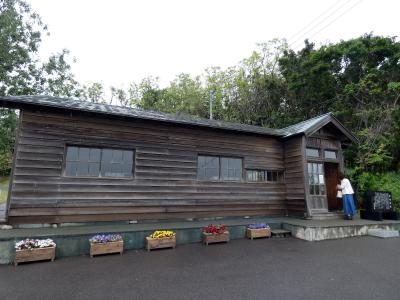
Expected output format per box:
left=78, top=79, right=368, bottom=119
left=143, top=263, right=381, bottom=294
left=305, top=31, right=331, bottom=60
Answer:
left=368, top=229, right=399, bottom=238
left=311, top=212, right=343, bottom=220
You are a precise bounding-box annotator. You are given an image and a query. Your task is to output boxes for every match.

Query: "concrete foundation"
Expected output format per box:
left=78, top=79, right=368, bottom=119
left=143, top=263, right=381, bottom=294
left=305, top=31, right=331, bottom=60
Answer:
left=1, top=216, right=400, bottom=264
left=0, top=217, right=282, bottom=264
left=282, top=218, right=400, bottom=241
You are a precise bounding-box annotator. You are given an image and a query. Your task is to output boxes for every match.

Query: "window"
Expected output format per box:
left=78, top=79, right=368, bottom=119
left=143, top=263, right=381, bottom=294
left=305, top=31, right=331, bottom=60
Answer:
left=221, top=157, right=242, bottom=181
left=246, top=169, right=284, bottom=183
left=197, top=155, right=242, bottom=181
left=197, top=156, right=220, bottom=180
left=307, top=162, right=325, bottom=195
left=306, top=148, right=320, bottom=157
left=65, top=146, right=133, bottom=178
left=266, top=170, right=284, bottom=183
left=324, top=150, right=337, bottom=160
left=246, top=170, right=265, bottom=182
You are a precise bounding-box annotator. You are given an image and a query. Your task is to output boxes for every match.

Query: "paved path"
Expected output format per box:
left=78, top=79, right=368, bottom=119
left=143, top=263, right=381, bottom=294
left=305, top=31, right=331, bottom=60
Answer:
left=1, top=236, right=399, bottom=300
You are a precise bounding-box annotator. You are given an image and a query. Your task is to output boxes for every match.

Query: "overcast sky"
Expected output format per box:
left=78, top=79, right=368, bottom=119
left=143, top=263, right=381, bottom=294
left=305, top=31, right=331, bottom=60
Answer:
left=30, top=0, right=399, bottom=89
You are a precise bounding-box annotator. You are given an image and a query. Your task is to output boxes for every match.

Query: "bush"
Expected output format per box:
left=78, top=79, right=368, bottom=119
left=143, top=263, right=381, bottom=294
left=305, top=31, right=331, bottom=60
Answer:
left=349, top=170, right=400, bottom=212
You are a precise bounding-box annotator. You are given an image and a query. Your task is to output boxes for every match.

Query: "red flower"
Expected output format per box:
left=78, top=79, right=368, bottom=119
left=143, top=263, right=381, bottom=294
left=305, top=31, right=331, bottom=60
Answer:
left=202, top=224, right=226, bottom=234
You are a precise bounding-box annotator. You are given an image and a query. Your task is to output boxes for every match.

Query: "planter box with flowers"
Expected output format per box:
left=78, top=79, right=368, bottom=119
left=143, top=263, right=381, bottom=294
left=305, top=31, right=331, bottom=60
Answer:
left=202, top=224, right=229, bottom=245
left=146, top=230, right=176, bottom=251
left=14, top=238, right=56, bottom=266
left=246, top=223, right=271, bottom=239
left=89, top=234, right=123, bottom=257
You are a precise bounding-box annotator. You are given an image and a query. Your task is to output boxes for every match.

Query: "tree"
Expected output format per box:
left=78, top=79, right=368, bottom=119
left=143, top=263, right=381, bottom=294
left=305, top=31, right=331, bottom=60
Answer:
left=279, top=34, right=400, bottom=171
left=0, top=0, right=80, bottom=175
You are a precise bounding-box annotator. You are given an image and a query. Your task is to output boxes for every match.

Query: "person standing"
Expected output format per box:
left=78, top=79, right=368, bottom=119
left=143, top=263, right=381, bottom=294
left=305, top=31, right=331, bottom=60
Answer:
left=338, top=172, right=356, bottom=220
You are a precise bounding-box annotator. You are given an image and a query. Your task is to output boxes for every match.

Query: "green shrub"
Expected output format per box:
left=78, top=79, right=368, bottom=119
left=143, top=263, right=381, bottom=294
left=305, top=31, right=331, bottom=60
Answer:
left=348, top=170, right=400, bottom=212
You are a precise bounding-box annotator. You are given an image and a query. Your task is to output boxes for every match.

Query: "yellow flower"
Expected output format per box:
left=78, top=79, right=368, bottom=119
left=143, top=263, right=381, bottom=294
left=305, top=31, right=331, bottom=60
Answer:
left=149, top=230, right=176, bottom=239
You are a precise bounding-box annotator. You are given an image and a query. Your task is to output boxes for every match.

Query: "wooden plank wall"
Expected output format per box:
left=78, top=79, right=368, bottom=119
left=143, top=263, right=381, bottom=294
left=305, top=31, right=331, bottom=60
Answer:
left=8, top=108, right=288, bottom=224
left=283, top=137, right=306, bottom=216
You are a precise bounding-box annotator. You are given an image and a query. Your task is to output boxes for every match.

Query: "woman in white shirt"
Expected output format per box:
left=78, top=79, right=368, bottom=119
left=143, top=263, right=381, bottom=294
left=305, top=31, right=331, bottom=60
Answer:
left=338, top=172, right=356, bottom=220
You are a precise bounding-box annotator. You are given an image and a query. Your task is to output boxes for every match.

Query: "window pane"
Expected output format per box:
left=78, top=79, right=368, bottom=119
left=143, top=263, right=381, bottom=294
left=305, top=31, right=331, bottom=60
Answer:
left=77, top=162, right=89, bottom=176
left=101, top=162, right=112, bottom=177
left=246, top=170, right=264, bottom=182
left=277, top=172, right=284, bottom=182
left=102, top=149, right=113, bottom=163
left=197, top=156, right=219, bottom=180
left=205, top=167, right=219, bottom=180
left=306, top=148, right=320, bottom=157
left=267, top=171, right=272, bottom=182
left=247, top=170, right=254, bottom=181
left=221, top=157, right=242, bottom=181
left=65, top=161, right=78, bottom=176
left=307, top=163, right=312, bottom=173
left=88, top=162, right=100, bottom=176
left=320, top=185, right=326, bottom=195
left=112, top=150, right=123, bottom=162
left=123, top=150, right=133, bottom=163
left=122, top=163, right=133, bottom=175
left=66, top=147, right=78, bottom=161
left=79, top=148, right=90, bottom=161
left=272, top=172, right=277, bottom=182
left=324, top=150, right=337, bottom=159
left=310, top=184, right=314, bottom=195
left=319, top=174, right=325, bottom=184
left=89, top=148, right=101, bottom=162
left=314, top=185, right=320, bottom=195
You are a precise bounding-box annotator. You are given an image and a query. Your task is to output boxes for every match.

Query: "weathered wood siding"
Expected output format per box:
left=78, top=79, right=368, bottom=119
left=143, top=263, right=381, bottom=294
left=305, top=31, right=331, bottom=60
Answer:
left=283, top=136, right=306, bottom=216
left=8, top=108, right=287, bottom=224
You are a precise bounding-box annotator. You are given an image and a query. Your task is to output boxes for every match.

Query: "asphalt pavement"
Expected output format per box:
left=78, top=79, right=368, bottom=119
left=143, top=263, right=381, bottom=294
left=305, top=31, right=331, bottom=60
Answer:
left=0, top=236, right=399, bottom=300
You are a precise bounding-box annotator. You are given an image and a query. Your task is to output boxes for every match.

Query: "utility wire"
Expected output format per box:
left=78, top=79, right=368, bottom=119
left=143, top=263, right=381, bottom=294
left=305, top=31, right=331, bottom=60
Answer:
left=287, top=0, right=346, bottom=43
left=291, top=0, right=364, bottom=50
left=288, top=0, right=361, bottom=49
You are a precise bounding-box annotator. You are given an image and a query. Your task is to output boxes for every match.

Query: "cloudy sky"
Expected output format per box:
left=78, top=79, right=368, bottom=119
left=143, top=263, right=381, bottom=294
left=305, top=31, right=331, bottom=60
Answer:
left=30, top=0, right=399, bottom=88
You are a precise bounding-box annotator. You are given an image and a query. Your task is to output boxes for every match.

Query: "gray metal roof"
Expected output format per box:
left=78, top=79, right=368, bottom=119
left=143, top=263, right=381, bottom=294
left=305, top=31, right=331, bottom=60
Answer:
left=281, top=113, right=333, bottom=137
left=0, top=95, right=357, bottom=142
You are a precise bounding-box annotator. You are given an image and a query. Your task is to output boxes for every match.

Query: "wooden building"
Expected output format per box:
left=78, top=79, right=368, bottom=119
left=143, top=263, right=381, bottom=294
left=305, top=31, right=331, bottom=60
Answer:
left=0, top=96, right=357, bottom=224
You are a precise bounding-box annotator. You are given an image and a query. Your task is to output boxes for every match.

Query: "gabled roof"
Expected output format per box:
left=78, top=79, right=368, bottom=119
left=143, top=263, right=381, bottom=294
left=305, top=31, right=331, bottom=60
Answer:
left=281, top=112, right=358, bottom=143
left=0, top=95, right=282, bottom=136
left=0, top=95, right=357, bottom=143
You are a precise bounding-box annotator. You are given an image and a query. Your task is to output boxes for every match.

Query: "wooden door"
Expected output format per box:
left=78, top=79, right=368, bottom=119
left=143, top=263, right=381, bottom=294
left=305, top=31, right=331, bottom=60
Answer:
left=325, top=162, right=340, bottom=211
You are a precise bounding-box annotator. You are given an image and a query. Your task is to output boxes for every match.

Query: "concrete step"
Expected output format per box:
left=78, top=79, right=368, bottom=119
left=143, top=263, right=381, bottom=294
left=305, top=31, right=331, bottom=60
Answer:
left=311, top=212, right=343, bottom=220
left=368, top=229, right=399, bottom=238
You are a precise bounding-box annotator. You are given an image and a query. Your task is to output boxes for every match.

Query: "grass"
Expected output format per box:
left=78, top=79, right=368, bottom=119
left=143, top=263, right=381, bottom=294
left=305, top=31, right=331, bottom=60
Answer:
left=0, top=177, right=9, bottom=204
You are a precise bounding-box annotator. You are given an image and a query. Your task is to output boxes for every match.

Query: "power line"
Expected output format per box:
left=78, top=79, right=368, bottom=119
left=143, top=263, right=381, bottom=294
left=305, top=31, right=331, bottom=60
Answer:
left=287, top=0, right=346, bottom=43
left=289, top=0, right=358, bottom=48
left=291, top=0, right=364, bottom=50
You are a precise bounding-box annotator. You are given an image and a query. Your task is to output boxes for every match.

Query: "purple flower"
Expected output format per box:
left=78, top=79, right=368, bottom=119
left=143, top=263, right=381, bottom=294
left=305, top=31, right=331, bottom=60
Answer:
left=248, top=223, right=269, bottom=229
left=89, top=234, right=122, bottom=244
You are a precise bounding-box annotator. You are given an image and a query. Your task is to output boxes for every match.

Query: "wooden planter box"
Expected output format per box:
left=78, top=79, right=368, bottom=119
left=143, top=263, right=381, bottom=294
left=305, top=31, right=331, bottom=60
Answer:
left=146, top=236, right=176, bottom=251
left=15, top=246, right=56, bottom=266
left=246, top=228, right=271, bottom=239
left=202, top=231, right=230, bottom=245
left=90, top=240, right=123, bottom=257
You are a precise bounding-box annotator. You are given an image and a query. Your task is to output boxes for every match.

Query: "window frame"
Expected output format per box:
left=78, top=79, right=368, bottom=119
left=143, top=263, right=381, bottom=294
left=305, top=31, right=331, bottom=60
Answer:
left=245, top=169, right=284, bottom=183
left=197, top=154, right=243, bottom=182
left=63, top=145, right=135, bottom=179
left=324, top=149, right=338, bottom=160
left=306, top=147, right=320, bottom=158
